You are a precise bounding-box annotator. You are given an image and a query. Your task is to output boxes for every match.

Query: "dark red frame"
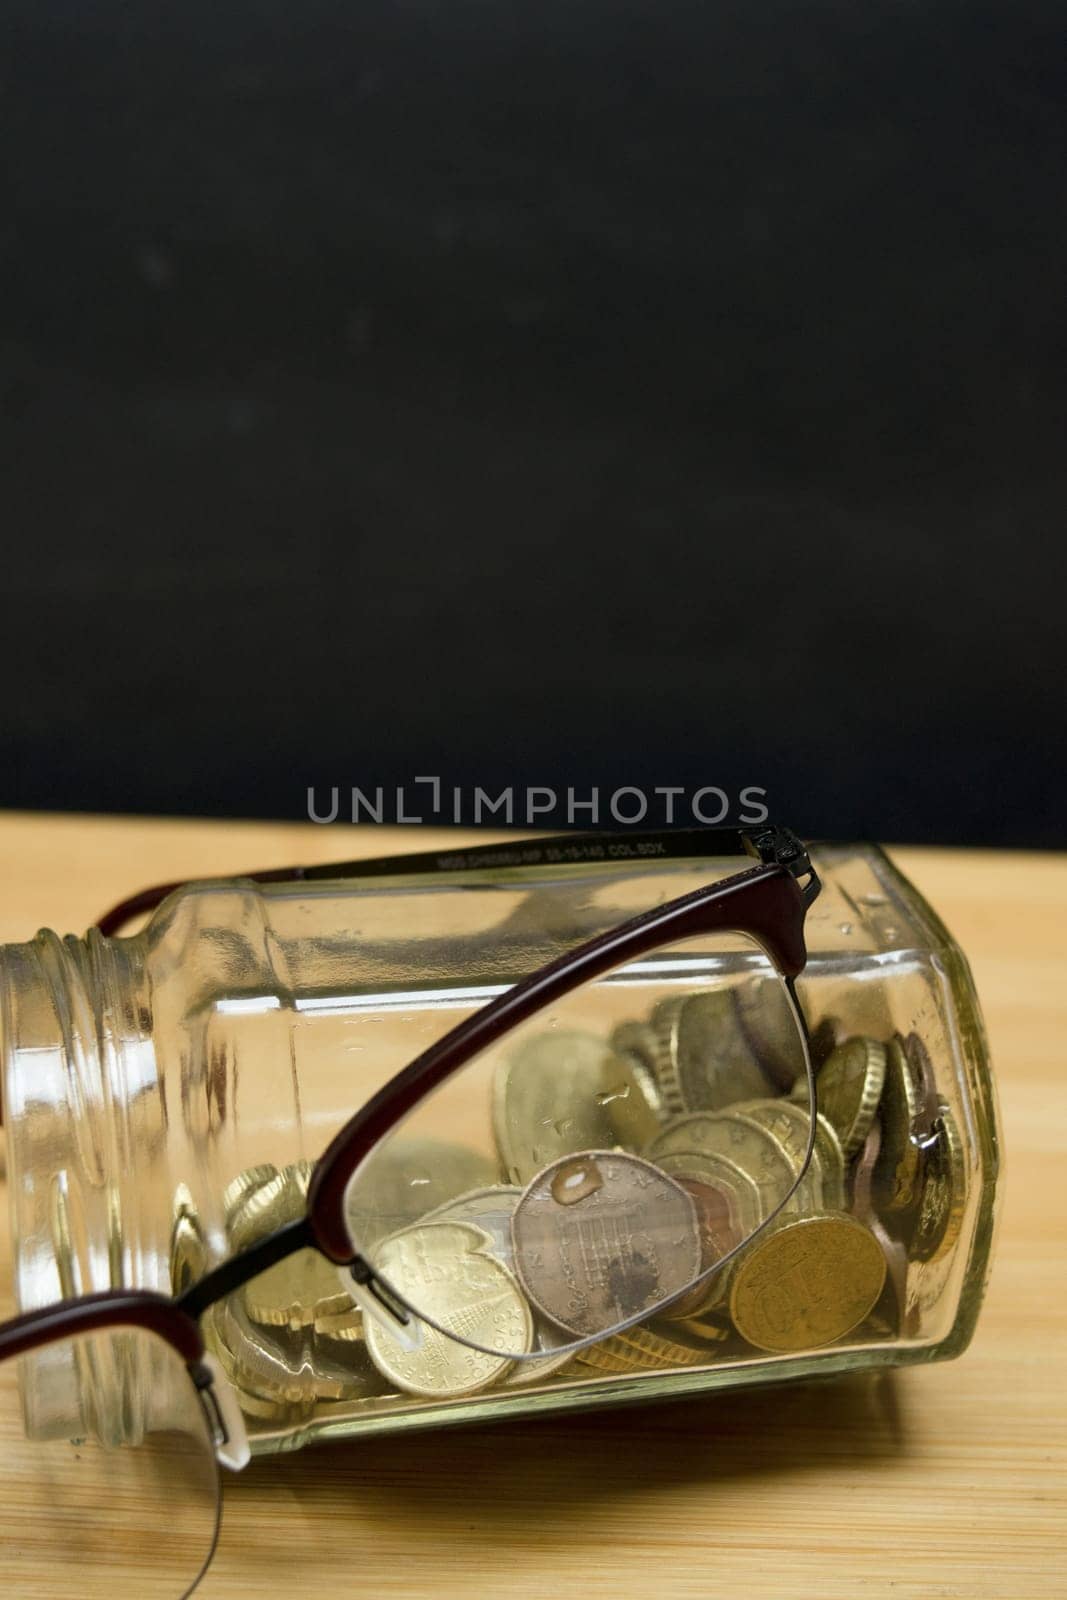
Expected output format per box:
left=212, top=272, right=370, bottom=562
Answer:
left=0, top=1289, right=203, bottom=1366
left=3, top=824, right=821, bottom=1380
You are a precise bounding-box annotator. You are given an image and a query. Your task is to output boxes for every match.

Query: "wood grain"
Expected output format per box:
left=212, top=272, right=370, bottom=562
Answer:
left=0, top=813, right=1063, bottom=1599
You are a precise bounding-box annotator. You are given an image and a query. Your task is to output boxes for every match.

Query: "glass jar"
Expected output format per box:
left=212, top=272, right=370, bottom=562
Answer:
left=0, top=841, right=1000, bottom=1455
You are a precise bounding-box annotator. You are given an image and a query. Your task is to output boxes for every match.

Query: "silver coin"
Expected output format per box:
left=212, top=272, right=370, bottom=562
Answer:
left=511, top=1150, right=702, bottom=1338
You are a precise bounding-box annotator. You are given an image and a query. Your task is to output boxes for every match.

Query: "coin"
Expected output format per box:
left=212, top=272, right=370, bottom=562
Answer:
left=599, top=1034, right=665, bottom=1150
left=345, top=1138, right=500, bottom=1246
left=222, top=1163, right=281, bottom=1229
left=814, top=1038, right=887, bottom=1160
left=729, top=1212, right=887, bottom=1353
left=654, top=1150, right=760, bottom=1253
left=649, top=990, right=778, bottom=1115
left=365, top=1221, right=532, bottom=1397
left=850, top=1119, right=910, bottom=1338
left=647, top=1111, right=801, bottom=1217
left=733, top=1099, right=846, bottom=1211
left=668, top=1310, right=733, bottom=1344
left=651, top=1149, right=761, bottom=1318
left=910, top=1102, right=966, bottom=1264
left=511, top=1150, right=702, bottom=1337
left=809, top=1015, right=843, bottom=1069
left=577, top=1325, right=712, bottom=1373
left=609, top=1020, right=660, bottom=1082
left=219, top=1296, right=379, bottom=1403
left=576, top=1335, right=674, bottom=1374
left=314, top=1308, right=365, bottom=1343
left=421, top=1184, right=523, bottom=1257
left=242, top=1252, right=355, bottom=1331
left=228, top=1161, right=311, bottom=1249
left=733, top=974, right=809, bottom=1090
left=873, top=1036, right=926, bottom=1213
left=492, top=1030, right=634, bottom=1184
left=169, top=1189, right=208, bottom=1297
left=575, top=1341, right=648, bottom=1375
left=230, top=1164, right=350, bottom=1324
left=614, top=1325, right=711, bottom=1369
left=232, top=1163, right=354, bottom=1329
left=420, top=1186, right=574, bottom=1385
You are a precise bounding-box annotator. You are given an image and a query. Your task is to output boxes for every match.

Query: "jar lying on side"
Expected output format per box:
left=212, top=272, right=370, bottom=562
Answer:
left=0, top=840, right=1000, bottom=1455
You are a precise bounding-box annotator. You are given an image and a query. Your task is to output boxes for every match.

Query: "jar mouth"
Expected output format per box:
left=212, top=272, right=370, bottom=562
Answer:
left=0, top=929, right=161, bottom=1318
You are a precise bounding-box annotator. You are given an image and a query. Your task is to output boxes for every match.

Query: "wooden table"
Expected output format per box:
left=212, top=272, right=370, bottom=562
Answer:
left=0, top=814, right=1063, bottom=1599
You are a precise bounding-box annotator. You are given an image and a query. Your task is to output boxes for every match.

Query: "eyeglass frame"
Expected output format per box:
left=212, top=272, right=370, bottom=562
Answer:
left=0, top=822, right=823, bottom=1496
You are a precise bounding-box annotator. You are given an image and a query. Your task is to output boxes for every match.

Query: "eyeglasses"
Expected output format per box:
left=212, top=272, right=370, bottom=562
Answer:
left=1, top=823, right=821, bottom=1597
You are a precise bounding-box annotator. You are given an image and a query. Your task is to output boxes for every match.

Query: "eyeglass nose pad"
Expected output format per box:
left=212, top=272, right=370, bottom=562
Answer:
left=197, top=1353, right=251, bottom=1471
left=340, top=1263, right=424, bottom=1353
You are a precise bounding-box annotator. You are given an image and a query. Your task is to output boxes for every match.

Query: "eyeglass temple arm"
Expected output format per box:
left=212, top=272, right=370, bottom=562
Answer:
left=95, top=824, right=816, bottom=937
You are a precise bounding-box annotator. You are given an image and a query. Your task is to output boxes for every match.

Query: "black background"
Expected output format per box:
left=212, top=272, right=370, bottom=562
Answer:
left=3, top=0, right=1065, bottom=844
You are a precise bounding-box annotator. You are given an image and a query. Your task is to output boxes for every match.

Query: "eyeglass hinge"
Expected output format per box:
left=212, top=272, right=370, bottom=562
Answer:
left=747, top=825, right=821, bottom=907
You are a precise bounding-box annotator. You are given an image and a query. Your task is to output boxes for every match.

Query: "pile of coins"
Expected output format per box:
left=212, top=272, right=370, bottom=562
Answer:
left=184, top=990, right=965, bottom=1420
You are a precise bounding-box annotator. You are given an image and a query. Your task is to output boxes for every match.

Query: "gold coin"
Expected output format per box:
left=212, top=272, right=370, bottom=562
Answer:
left=364, top=1221, right=532, bottom=1398
left=609, top=1020, right=660, bottom=1084
left=647, top=1111, right=801, bottom=1217
left=729, top=1212, right=887, bottom=1353
left=243, top=1252, right=353, bottom=1330
left=576, top=1325, right=711, bottom=1373
left=849, top=1120, right=909, bottom=1338
left=227, top=1385, right=306, bottom=1423
left=314, top=1308, right=365, bottom=1343
left=228, top=1161, right=310, bottom=1247
left=203, top=1303, right=314, bottom=1421
left=911, top=1103, right=966, bottom=1264
left=751, top=1100, right=851, bottom=1209
left=492, top=1030, right=636, bottom=1184
left=668, top=1311, right=732, bottom=1344
left=654, top=1148, right=762, bottom=1237
left=873, top=1036, right=926, bottom=1213
left=733, top=974, right=811, bottom=1089
left=727, top=1105, right=825, bottom=1213
left=222, top=1163, right=281, bottom=1228
left=169, top=1209, right=208, bottom=1297
left=420, top=1187, right=574, bottom=1386
left=600, top=1030, right=665, bottom=1150
left=648, top=989, right=777, bottom=1115
left=815, top=1038, right=887, bottom=1160
left=734, top=1098, right=847, bottom=1211
left=231, top=1163, right=354, bottom=1328
left=575, top=1342, right=648, bottom=1375
left=614, top=1326, right=710, bottom=1368
left=211, top=1297, right=378, bottom=1404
